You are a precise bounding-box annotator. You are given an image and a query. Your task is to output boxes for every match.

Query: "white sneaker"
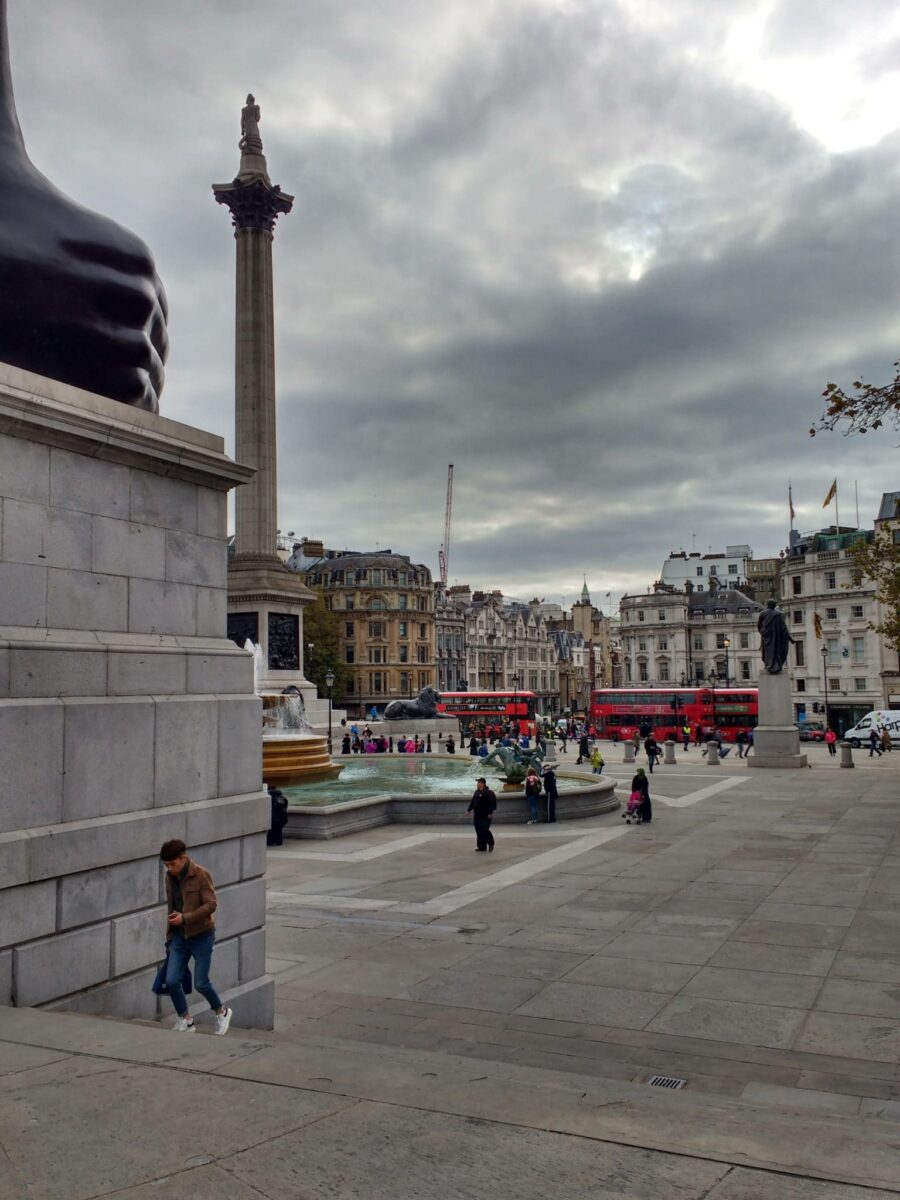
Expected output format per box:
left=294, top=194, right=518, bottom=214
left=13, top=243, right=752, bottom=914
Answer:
left=173, top=1016, right=195, bottom=1033
left=215, top=1007, right=233, bottom=1036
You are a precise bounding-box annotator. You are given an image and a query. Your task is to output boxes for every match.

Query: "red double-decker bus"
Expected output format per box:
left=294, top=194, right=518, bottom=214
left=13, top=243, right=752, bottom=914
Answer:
left=590, top=687, right=758, bottom=743
left=436, top=690, right=537, bottom=734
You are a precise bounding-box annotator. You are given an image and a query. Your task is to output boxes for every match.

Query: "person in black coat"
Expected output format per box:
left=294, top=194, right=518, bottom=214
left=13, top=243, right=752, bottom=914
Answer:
left=266, top=786, right=289, bottom=845
left=576, top=734, right=590, bottom=764
left=630, top=769, right=652, bottom=824
left=542, top=765, right=559, bottom=823
left=467, top=777, right=497, bottom=852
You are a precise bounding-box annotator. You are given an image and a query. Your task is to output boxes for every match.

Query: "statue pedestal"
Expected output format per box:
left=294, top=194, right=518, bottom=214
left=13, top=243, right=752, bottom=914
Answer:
left=748, top=670, right=807, bottom=769
left=0, top=364, right=273, bottom=1027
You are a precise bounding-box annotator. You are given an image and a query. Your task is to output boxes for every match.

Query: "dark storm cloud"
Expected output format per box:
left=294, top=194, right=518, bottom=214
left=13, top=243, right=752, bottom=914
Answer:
left=7, top=0, right=898, bottom=599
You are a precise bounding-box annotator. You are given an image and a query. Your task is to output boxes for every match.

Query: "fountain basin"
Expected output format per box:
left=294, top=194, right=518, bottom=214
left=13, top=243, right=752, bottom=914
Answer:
left=263, top=735, right=342, bottom=786
left=280, top=756, right=618, bottom=839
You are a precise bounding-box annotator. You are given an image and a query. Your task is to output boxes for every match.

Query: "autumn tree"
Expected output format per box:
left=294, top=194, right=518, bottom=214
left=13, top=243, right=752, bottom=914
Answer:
left=811, top=359, right=900, bottom=437
left=303, top=592, right=348, bottom=697
left=850, top=530, right=900, bottom=653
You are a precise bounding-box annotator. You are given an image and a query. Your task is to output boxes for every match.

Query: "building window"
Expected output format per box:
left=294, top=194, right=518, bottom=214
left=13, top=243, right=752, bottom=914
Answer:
left=709, top=565, right=718, bottom=576
left=851, top=605, right=864, bottom=618
left=793, top=610, right=803, bottom=625
left=371, top=570, right=382, bottom=585
left=369, top=672, right=383, bottom=693
left=658, top=611, right=665, bottom=621
left=792, top=576, right=802, bottom=595
left=418, top=623, right=427, bottom=639
left=345, top=622, right=354, bottom=637
left=854, top=677, right=867, bottom=691
left=399, top=572, right=407, bottom=585
left=658, top=661, right=670, bottom=681
left=739, top=632, right=749, bottom=649
left=824, top=571, right=837, bottom=590
left=852, top=636, right=865, bottom=663
left=370, top=598, right=385, bottom=610
left=693, top=635, right=704, bottom=651
left=346, top=677, right=354, bottom=693
left=399, top=621, right=408, bottom=638
left=638, top=638, right=647, bottom=652
left=826, top=637, right=838, bottom=665
left=728, top=564, right=738, bottom=575
left=850, top=568, right=863, bottom=587
left=625, top=662, right=632, bottom=681
left=400, top=672, right=409, bottom=692
left=638, top=610, right=645, bottom=621
left=741, top=660, right=752, bottom=680
left=417, top=646, right=428, bottom=663
left=825, top=607, right=838, bottom=621
left=696, top=584, right=704, bottom=591
left=345, top=646, right=354, bottom=663
left=658, top=636, right=668, bottom=650
left=696, top=566, right=704, bottom=576
left=368, top=621, right=385, bottom=638
left=345, top=594, right=355, bottom=611
left=399, top=644, right=408, bottom=663
left=796, top=677, right=805, bottom=691
left=398, top=594, right=408, bottom=610
left=638, top=662, right=648, bottom=682
left=716, top=633, right=727, bottom=649
left=794, top=640, right=805, bottom=667
left=368, top=647, right=384, bottom=664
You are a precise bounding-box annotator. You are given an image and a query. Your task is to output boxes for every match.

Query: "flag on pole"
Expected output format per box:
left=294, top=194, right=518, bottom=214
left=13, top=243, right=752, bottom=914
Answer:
left=789, top=484, right=795, bottom=522
left=822, top=479, right=837, bottom=508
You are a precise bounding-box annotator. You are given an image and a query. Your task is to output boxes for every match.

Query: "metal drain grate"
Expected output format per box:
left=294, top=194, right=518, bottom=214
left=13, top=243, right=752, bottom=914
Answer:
left=648, top=1075, right=686, bottom=1090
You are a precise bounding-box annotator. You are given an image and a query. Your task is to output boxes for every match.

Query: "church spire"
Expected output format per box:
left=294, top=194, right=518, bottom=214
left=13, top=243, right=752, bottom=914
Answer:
left=581, top=577, right=590, bottom=604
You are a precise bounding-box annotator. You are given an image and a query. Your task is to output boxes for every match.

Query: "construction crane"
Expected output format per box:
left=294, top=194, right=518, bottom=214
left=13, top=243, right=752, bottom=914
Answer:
left=438, top=463, right=454, bottom=589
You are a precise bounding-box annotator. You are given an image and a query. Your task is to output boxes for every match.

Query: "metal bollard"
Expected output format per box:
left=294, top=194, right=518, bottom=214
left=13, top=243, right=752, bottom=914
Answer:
left=664, top=739, right=677, bottom=765
left=706, top=741, right=720, bottom=766
left=623, top=742, right=635, bottom=764
left=839, top=741, right=855, bottom=769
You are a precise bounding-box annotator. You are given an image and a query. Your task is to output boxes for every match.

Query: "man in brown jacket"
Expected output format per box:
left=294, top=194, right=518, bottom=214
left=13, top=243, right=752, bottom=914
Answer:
left=160, top=839, right=232, bottom=1034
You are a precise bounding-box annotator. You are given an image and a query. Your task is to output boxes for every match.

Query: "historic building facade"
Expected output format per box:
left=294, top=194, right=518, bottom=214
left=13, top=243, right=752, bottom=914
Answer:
left=296, top=548, right=435, bottom=715
left=434, top=589, right=467, bottom=692
left=619, top=585, right=764, bottom=688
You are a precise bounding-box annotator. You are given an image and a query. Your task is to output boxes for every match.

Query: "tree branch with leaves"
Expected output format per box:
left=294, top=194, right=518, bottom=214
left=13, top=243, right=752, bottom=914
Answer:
left=811, top=358, right=900, bottom=437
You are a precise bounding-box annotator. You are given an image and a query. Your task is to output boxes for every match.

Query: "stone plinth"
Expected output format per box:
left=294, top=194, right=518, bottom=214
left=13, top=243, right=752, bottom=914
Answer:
left=748, top=670, right=807, bottom=769
left=0, top=363, right=273, bottom=1028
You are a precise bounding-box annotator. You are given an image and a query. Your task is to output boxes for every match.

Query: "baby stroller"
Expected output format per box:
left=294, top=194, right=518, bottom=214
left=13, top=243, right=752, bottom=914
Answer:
left=622, top=789, right=644, bottom=825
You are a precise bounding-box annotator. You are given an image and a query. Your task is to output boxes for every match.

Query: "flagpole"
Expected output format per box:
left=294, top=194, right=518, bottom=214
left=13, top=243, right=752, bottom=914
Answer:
left=855, top=480, right=860, bottom=529
left=835, top=482, right=839, bottom=534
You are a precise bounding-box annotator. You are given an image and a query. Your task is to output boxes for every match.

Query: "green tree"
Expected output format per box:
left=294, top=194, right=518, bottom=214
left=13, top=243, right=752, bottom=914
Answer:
left=811, top=358, right=900, bottom=437
left=303, top=592, right=348, bottom=696
left=850, top=531, right=900, bottom=653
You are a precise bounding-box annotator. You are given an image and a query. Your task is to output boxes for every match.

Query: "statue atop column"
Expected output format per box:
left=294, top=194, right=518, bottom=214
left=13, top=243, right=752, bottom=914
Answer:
left=757, top=600, right=793, bottom=674
left=0, top=0, right=168, bottom=411
left=240, top=94, right=262, bottom=152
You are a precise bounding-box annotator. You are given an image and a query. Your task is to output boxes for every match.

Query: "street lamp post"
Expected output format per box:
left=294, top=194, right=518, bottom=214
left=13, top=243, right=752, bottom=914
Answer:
left=490, top=655, right=497, bottom=691
left=708, top=669, right=718, bottom=736
left=723, top=638, right=731, bottom=686
left=511, top=672, right=520, bottom=736
left=821, top=644, right=829, bottom=732
left=325, top=669, right=335, bottom=755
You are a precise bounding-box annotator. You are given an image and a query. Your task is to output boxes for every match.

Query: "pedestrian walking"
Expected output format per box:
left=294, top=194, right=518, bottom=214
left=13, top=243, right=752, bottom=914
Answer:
left=340, top=732, right=351, bottom=754
left=159, top=839, right=232, bottom=1035
left=824, top=728, right=837, bottom=757
left=735, top=730, right=747, bottom=758
left=524, top=768, right=542, bottom=824
left=558, top=728, right=568, bottom=753
left=630, top=768, right=652, bottom=824
left=266, top=786, right=288, bottom=846
left=468, top=777, right=496, bottom=851
left=681, top=724, right=691, bottom=751
left=880, top=727, right=892, bottom=753
left=869, top=729, right=883, bottom=757
left=694, top=724, right=703, bottom=746
left=644, top=736, right=660, bottom=773
left=446, top=734, right=456, bottom=754
left=590, top=746, right=604, bottom=774
left=542, top=764, right=558, bottom=823
left=576, top=734, right=590, bottom=764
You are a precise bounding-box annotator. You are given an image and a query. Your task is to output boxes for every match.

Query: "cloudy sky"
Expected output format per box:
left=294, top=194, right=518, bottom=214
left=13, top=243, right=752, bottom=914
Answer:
left=9, top=0, right=899, bottom=606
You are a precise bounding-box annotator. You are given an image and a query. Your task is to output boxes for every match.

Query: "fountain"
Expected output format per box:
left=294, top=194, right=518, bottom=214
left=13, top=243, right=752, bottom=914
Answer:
left=247, top=642, right=343, bottom=786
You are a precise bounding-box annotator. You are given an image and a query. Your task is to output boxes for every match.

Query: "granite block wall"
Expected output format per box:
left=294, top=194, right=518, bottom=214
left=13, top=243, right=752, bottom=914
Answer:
left=0, top=367, right=270, bottom=1027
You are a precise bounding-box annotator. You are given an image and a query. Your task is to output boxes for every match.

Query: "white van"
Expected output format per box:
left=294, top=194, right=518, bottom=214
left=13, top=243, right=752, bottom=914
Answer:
left=843, top=711, right=900, bottom=748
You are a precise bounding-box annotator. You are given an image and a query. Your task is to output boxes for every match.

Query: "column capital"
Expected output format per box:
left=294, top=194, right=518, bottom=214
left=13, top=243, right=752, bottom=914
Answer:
left=213, top=177, right=294, bottom=234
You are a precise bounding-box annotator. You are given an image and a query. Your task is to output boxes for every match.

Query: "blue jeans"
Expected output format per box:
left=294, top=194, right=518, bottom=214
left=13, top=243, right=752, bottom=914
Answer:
left=528, top=794, right=539, bottom=821
left=165, top=930, right=222, bottom=1017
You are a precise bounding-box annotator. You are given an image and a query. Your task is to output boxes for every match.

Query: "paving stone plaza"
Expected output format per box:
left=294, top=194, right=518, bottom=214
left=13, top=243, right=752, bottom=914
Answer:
left=2, top=747, right=900, bottom=1199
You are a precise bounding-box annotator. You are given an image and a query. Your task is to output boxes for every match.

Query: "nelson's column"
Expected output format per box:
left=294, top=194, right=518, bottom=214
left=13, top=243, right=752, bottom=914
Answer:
left=214, top=96, right=318, bottom=704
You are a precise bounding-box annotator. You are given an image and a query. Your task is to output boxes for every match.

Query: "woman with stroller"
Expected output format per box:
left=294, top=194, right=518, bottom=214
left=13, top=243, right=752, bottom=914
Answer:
left=630, top=767, right=652, bottom=824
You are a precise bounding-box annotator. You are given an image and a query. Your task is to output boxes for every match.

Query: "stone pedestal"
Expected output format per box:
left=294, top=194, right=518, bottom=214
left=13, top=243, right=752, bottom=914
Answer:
left=840, top=741, right=855, bottom=769
left=664, top=740, right=676, bottom=765
left=0, top=363, right=273, bottom=1028
left=706, top=742, right=720, bottom=766
left=623, top=743, right=635, bottom=764
left=747, top=670, right=807, bottom=769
